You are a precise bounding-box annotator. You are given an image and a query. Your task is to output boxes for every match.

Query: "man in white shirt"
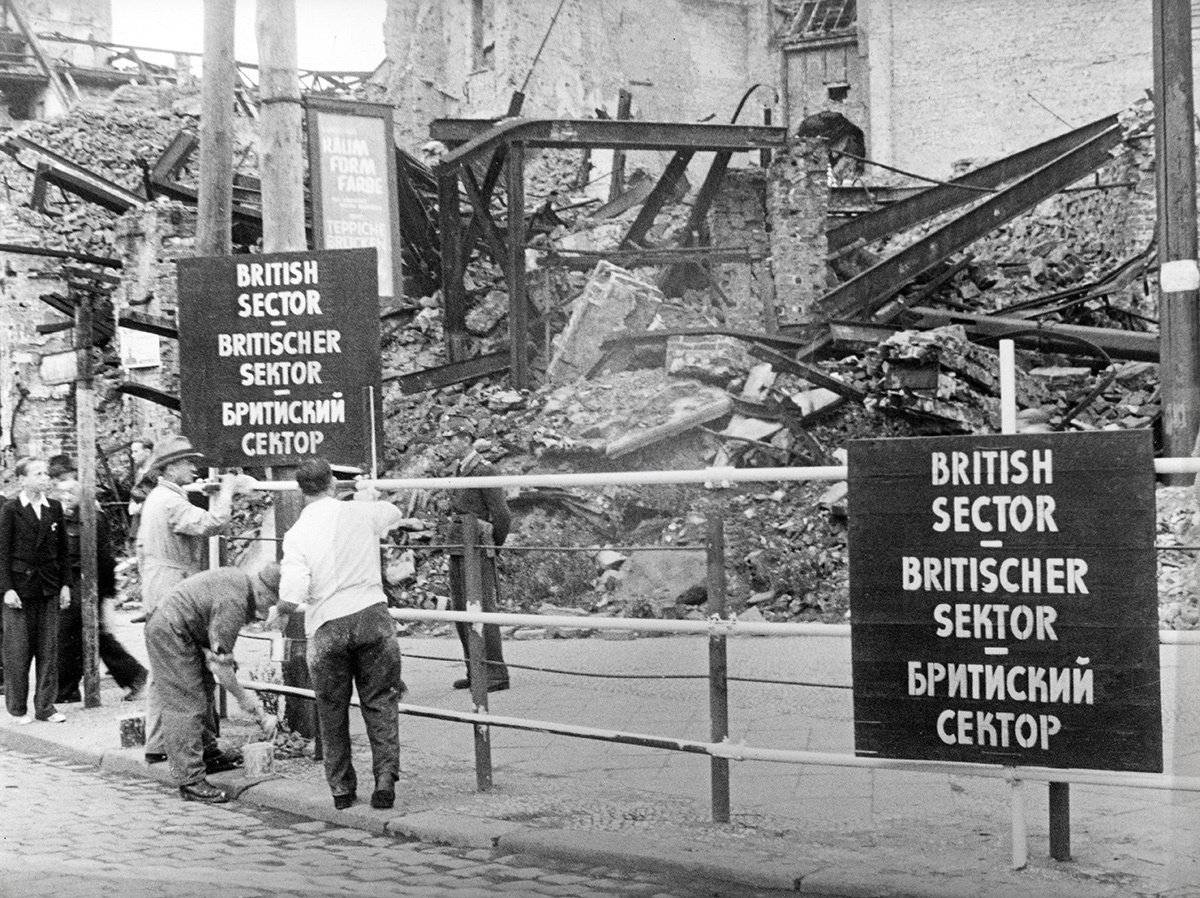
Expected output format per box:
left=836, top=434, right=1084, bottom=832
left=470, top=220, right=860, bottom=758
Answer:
left=279, top=458, right=423, bottom=811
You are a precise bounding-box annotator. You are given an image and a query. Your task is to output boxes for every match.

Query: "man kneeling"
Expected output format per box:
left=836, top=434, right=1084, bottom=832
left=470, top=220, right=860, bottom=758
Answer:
left=145, top=564, right=281, bottom=803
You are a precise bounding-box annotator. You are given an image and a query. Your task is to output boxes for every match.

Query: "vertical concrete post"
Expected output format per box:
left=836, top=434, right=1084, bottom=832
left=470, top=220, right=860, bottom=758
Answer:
left=462, top=514, right=493, bottom=791
left=707, top=514, right=730, bottom=823
left=76, top=295, right=100, bottom=709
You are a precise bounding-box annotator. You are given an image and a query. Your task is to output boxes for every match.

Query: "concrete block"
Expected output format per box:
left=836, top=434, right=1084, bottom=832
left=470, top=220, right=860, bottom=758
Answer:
left=119, top=713, right=145, bottom=748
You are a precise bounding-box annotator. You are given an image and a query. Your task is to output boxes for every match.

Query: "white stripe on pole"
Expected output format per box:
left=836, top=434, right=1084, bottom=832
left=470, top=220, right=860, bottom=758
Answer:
left=999, top=339, right=1017, bottom=435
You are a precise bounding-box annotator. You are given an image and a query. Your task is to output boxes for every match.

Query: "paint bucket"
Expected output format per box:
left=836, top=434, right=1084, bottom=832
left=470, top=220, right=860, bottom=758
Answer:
left=242, top=740, right=275, bottom=776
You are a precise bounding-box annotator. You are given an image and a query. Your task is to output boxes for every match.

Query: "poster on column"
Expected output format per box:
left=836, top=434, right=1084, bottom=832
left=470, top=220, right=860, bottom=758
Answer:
left=176, top=247, right=382, bottom=469
left=848, top=431, right=1162, bottom=772
left=305, top=96, right=402, bottom=301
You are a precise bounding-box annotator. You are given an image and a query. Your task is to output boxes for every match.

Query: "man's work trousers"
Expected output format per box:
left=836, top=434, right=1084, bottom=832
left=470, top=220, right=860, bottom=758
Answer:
left=2, top=596, right=59, bottom=719
left=448, top=555, right=508, bottom=684
left=307, top=603, right=403, bottom=798
left=145, top=613, right=219, bottom=786
left=141, top=564, right=191, bottom=756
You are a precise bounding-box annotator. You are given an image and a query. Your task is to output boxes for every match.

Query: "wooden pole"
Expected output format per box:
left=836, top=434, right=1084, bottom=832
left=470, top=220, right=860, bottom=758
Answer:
left=462, top=514, right=493, bottom=791
left=197, top=0, right=236, bottom=256
left=255, top=0, right=306, bottom=252
left=506, top=142, right=529, bottom=389
left=608, top=88, right=632, bottom=202
left=256, top=0, right=316, bottom=740
left=1152, top=0, right=1200, bottom=482
left=707, top=513, right=730, bottom=823
left=76, top=295, right=100, bottom=709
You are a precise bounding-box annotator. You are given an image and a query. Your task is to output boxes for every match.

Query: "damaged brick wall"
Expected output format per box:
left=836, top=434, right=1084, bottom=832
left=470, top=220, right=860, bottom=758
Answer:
left=864, top=0, right=1153, bottom=177
left=767, top=138, right=829, bottom=324
left=710, top=168, right=774, bottom=331
left=0, top=207, right=76, bottom=462
left=385, top=0, right=775, bottom=149
left=112, top=200, right=195, bottom=441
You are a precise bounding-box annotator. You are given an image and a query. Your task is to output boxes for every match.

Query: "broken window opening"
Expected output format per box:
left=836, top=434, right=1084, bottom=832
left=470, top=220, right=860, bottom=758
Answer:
left=773, top=0, right=857, bottom=42
left=826, top=82, right=850, bottom=103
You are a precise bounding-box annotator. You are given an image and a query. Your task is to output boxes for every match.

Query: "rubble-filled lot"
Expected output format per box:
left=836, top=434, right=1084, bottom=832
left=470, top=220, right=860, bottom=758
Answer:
left=2, top=85, right=1196, bottom=631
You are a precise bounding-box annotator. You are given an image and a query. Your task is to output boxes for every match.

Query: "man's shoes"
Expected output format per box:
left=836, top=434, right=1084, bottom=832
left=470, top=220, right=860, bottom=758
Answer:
left=179, top=780, right=229, bottom=803
left=13, top=715, right=33, bottom=726
left=370, top=787, right=395, bottom=810
left=57, top=691, right=81, bottom=704
left=123, top=674, right=147, bottom=702
left=333, top=791, right=357, bottom=810
left=452, top=677, right=511, bottom=693
left=144, top=752, right=168, bottom=764
left=41, top=712, right=67, bottom=723
left=129, top=613, right=147, bottom=624
left=204, top=750, right=243, bottom=774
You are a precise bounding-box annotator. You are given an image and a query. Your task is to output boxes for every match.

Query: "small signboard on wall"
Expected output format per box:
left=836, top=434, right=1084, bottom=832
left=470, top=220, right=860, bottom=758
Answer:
left=39, top=347, right=80, bottom=386
left=848, top=430, right=1162, bottom=772
left=305, top=96, right=403, bottom=301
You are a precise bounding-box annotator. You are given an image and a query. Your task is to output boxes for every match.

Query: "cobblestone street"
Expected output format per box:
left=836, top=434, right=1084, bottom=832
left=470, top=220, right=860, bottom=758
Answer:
left=0, top=746, right=789, bottom=898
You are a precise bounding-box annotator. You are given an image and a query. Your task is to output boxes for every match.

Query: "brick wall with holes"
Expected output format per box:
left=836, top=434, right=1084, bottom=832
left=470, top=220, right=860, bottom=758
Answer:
left=869, top=0, right=1154, bottom=178
left=767, top=139, right=829, bottom=324
left=711, top=168, right=775, bottom=332
left=665, top=333, right=748, bottom=384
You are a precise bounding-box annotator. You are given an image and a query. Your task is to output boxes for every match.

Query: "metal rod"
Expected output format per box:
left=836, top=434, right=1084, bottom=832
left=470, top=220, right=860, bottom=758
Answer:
left=235, top=679, right=1200, bottom=793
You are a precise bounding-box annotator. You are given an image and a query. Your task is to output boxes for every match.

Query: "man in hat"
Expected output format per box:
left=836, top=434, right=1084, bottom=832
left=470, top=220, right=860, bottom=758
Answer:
left=135, top=434, right=250, bottom=764
left=145, top=563, right=281, bottom=803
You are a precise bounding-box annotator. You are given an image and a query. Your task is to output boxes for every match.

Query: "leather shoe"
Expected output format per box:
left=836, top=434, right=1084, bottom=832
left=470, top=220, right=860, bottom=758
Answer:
left=180, top=780, right=229, bottom=803
left=370, top=787, right=395, bottom=810
left=204, top=753, right=243, bottom=774
left=333, top=791, right=357, bottom=810
left=452, top=678, right=510, bottom=693
left=144, top=752, right=168, bottom=764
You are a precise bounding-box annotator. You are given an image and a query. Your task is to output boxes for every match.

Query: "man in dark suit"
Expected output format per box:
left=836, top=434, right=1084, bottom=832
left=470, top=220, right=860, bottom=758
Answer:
left=1, top=457, right=72, bottom=724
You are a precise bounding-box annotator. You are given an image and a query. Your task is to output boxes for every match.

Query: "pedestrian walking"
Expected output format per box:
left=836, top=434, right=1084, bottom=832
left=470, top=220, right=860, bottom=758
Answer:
left=135, top=434, right=247, bottom=764
left=125, top=438, right=156, bottom=553
left=279, top=458, right=424, bottom=811
left=51, top=479, right=147, bottom=703
left=0, top=457, right=71, bottom=724
left=144, top=564, right=281, bottom=803
left=445, top=443, right=511, bottom=692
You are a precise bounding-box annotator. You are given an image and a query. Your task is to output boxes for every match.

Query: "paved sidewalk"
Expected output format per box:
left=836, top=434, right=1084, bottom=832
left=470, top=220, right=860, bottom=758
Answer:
left=1, top=612, right=1196, bottom=898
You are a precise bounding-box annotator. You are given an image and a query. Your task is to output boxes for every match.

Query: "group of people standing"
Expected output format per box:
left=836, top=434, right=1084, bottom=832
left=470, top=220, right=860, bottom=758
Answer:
left=3, top=433, right=515, bottom=812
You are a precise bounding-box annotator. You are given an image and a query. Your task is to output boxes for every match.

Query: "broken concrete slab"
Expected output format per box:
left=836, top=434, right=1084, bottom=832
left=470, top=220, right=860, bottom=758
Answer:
left=547, top=261, right=664, bottom=383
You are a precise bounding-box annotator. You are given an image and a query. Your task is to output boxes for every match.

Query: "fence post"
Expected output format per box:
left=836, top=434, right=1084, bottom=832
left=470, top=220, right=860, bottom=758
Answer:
left=707, top=513, right=731, bottom=823
left=1049, top=781, right=1071, bottom=860
left=462, top=513, right=494, bottom=791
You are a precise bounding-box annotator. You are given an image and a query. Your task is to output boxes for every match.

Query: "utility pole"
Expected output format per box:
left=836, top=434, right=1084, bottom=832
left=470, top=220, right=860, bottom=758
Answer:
left=75, top=286, right=100, bottom=708
left=256, top=0, right=316, bottom=740
left=198, top=0, right=236, bottom=256
left=256, top=0, right=306, bottom=252
left=1152, top=0, right=1200, bottom=481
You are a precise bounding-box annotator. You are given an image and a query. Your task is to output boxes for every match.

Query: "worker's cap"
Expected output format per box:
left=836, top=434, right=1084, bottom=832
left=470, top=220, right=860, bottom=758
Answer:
left=151, top=434, right=206, bottom=470
left=256, top=561, right=282, bottom=592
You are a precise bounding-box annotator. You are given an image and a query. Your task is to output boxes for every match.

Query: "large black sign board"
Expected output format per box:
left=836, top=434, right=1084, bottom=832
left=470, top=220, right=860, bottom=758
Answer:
left=177, top=248, right=382, bottom=469
left=848, top=431, right=1162, bottom=772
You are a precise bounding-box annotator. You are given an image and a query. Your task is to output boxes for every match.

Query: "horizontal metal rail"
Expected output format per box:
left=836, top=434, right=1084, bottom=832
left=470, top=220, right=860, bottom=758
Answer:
left=238, top=678, right=1200, bottom=794
left=200, top=458, right=1200, bottom=494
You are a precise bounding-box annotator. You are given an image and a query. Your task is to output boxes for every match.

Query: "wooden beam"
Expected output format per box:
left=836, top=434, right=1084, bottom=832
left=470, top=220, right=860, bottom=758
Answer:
left=621, top=150, right=694, bottom=248
left=507, top=141, right=530, bottom=388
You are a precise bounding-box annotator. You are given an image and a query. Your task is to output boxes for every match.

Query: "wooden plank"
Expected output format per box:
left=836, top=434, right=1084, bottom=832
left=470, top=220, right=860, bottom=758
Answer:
left=116, top=382, right=181, bottom=411
left=507, top=142, right=530, bottom=388
left=908, top=306, right=1159, bottom=362
left=118, top=310, right=178, bottom=339
left=605, top=396, right=732, bottom=458
left=621, top=151, right=694, bottom=248
left=385, top=351, right=509, bottom=394
left=747, top=342, right=866, bottom=401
